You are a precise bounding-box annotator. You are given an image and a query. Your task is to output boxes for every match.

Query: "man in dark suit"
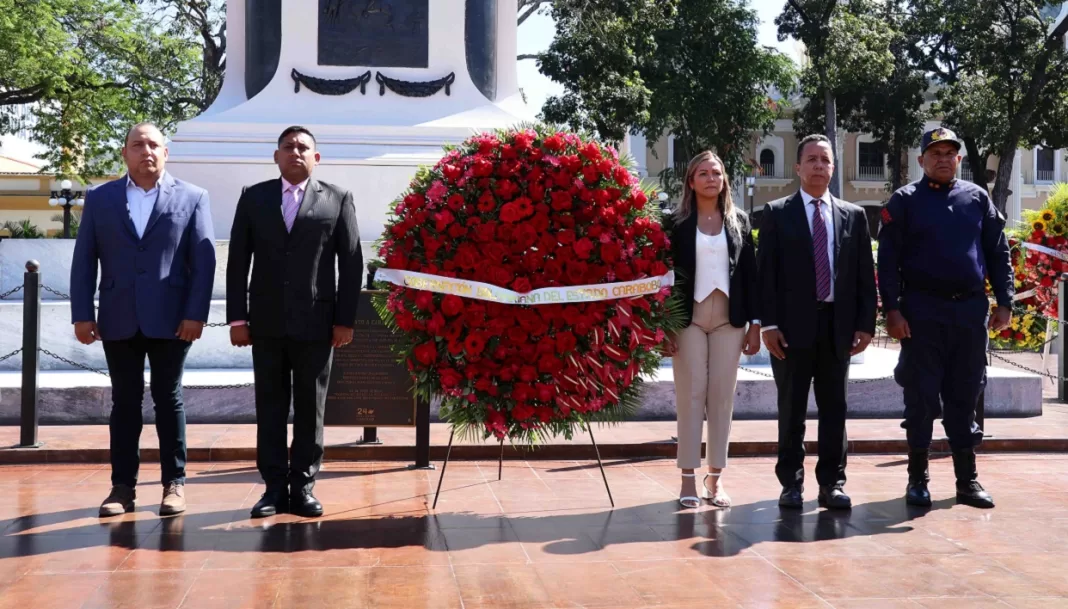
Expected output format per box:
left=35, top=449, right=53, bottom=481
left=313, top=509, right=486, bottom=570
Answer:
left=227, top=126, right=362, bottom=517
left=71, top=122, right=216, bottom=517
left=757, top=134, right=877, bottom=509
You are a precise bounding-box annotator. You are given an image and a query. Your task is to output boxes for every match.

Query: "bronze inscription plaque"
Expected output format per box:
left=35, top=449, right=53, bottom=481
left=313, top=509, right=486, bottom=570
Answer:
left=325, top=291, right=415, bottom=426
left=318, top=0, right=429, bottom=68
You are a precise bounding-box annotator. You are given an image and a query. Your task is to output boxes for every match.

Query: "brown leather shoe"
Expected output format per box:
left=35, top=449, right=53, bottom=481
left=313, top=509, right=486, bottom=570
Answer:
left=160, top=482, right=186, bottom=515
left=99, top=484, right=136, bottom=517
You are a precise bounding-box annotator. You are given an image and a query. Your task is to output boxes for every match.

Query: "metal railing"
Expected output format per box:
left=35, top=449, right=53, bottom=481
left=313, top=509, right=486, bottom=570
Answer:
left=853, top=166, right=887, bottom=181
left=760, top=162, right=775, bottom=177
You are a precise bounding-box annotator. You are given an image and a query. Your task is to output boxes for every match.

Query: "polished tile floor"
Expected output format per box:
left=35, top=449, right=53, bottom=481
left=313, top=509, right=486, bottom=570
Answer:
left=0, top=455, right=1066, bottom=608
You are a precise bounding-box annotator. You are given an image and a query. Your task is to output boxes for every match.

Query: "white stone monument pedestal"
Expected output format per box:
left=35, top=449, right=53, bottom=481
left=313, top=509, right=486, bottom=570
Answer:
left=166, top=0, right=534, bottom=257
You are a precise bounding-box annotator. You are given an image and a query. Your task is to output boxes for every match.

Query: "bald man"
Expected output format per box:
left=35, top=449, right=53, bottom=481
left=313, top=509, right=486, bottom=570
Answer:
left=71, top=123, right=216, bottom=517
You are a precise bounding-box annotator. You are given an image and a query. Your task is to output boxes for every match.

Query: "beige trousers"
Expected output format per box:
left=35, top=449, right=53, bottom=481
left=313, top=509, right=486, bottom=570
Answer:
left=673, top=290, right=745, bottom=469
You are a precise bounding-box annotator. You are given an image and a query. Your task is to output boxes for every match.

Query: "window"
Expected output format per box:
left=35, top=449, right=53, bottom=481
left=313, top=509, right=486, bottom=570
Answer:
left=857, top=142, right=886, bottom=180
left=672, top=137, right=689, bottom=178
left=759, top=149, right=775, bottom=177
left=1037, top=147, right=1055, bottom=183
left=960, top=157, right=973, bottom=181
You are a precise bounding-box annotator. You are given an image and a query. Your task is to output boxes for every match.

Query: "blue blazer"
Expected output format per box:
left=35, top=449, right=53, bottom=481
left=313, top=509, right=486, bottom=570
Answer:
left=70, top=172, right=216, bottom=341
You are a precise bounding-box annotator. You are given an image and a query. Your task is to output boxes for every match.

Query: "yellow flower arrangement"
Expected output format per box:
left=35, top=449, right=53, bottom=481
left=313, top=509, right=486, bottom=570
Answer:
left=1033, top=220, right=1046, bottom=232
left=1042, top=210, right=1055, bottom=222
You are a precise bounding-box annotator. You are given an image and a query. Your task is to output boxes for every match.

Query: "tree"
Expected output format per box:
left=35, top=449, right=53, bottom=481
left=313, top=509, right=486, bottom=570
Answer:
left=0, top=0, right=206, bottom=178
left=911, top=0, right=1068, bottom=210
left=539, top=0, right=796, bottom=190
left=136, top=0, right=227, bottom=114
left=776, top=0, right=895, bottom=197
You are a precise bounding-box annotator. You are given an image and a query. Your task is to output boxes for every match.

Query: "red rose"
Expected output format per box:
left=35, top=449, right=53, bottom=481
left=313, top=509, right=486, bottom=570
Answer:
left=514, top=223, right=538, bottom=249
left=512, top=403, right=535, bottom=421
left=531, top=213, right=551, bottom=233
left=573, top=238, right=595, bottom=260
left=500, top=202, right=521, bottom=223
left=473, top=159, right=494, bottom=177
left=440, top=368, right=463, bottom=388
left=495, top=180, right=519, bottom=200
left=415, top=291, right=434, bottom=311
left=404, top=193, right=426, bottom=209
left=612, top=166, right=632, bottom=186
left=414, top=341, right=437, bottom=366
left=442, top=164, right=462, bottom=182
left=507, top=326, right=529, bottom=343
left=543, top=134, right=565, bottom=152
left=464, top=333, right=487, bottom=356
left=514, top=130, right=535, bottom=150
left=556, top=332, right=577, bottom=354
left=475, top=221, right=498, bottom=242
left=434, top=210, right=455, bottom=232
left=513, top=277, right=533, bottom=293
left=447, top=223, right=467, bottom=239
left=565, top=261, right=589, bottom=284
left=537, top=354, right=564, bottom=374
left=483, top=242, right=508, bottom=262
left=491, top=266, right=514, bottom=286
left=442, top=295, right=464, bottom=317
left=600, top=242, right=622, bottom=263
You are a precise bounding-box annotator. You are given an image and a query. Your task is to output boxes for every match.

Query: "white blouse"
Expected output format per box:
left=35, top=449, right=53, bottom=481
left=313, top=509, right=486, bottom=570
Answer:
left=693, top=227, right=730, bottom=302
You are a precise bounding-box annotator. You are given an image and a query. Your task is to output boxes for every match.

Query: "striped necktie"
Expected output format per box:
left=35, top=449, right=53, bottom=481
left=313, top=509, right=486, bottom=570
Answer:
left=282, top=185, right=300, bottom=233
left=812, top=199, right=831, bottom=301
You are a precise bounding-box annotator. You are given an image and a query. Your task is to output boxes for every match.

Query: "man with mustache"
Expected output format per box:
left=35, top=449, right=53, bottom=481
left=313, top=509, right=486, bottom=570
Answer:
left=758, top=134, right=878, bottom=510
left=877, top=127, right=1013, bottom=509
left=227, top=126, right=363, bottom=518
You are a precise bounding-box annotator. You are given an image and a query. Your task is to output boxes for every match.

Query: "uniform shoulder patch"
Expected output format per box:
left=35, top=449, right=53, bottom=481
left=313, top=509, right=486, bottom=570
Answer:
left=880, top=207, right=893, bottom=225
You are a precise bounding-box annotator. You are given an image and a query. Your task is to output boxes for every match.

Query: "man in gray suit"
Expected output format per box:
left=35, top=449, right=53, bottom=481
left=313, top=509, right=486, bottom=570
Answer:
left=226, top=126, right=362, bottom=518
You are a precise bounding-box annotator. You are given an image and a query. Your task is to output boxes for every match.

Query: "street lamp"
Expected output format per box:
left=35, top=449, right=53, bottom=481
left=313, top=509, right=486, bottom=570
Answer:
left=48, top=179, right=84, bottom=239
left=745, top=176, right=756, bottom=213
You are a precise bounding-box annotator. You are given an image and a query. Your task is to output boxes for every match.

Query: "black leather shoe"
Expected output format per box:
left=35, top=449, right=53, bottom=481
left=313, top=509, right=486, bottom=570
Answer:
left=290, top=487, right=324, bottom=517
left=906, top=449, right=932, bottom=507
left=251, top=488, right=288, bottom=518
left=778, top=486, right=804, bottom=508
left=956, top=481, right=995, bottom=509
left=817, top=485, right=852, bottom=509
left=952, top=448, right=994, bottom=509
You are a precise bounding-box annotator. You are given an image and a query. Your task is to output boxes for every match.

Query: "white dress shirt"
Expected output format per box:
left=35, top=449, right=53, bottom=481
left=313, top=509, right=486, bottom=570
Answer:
left=693, top=227, right=730, bottom=301
left=125, top=174, right=163, bottom=239
left=762, top=190, right=836, bottom=333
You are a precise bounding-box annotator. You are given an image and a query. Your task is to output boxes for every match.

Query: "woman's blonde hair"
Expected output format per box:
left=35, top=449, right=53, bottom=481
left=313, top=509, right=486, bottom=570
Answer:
left=677, top=150, right=741, bottom=243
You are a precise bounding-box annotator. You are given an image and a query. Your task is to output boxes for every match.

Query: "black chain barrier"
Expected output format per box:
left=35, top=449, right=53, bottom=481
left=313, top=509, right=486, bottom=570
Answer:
left=0, top=348, right=22, bottom=364
left=40, top=285, right=70, bottom=300
left=0, top=284, right=22, bottom=300
left=36, top=348, right=253, bottom=390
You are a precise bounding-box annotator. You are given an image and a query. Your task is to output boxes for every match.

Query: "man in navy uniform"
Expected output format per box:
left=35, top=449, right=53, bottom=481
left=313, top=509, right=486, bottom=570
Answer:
left=877, top=127, right=1013, bottom=509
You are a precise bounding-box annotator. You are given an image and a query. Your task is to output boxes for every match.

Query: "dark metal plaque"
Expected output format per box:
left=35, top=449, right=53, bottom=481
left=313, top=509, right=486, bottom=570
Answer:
left=318, top=0, right=429, bottom=68
left=325, top=291, right=415, bottom=427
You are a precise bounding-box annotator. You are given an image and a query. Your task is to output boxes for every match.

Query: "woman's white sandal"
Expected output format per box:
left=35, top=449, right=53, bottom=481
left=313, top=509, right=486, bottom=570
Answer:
left=679, top=473, right=701, bottom=509
left=702, top=472, right=732, bottom=508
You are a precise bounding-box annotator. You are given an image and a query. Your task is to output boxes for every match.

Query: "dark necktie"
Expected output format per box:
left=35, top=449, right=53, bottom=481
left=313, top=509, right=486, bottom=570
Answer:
left=812, top=199, right=831, bottom=301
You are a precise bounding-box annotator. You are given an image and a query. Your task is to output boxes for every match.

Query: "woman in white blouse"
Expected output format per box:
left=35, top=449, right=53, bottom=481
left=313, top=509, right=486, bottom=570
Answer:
left=664, top=151, right=761, bottom=508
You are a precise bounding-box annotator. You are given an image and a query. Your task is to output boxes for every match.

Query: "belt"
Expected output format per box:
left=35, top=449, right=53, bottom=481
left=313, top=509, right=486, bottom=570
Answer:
left=910, top=287, right=984, bottom=302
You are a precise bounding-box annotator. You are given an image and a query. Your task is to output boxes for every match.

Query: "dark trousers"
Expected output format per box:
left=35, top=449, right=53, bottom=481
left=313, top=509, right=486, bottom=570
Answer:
left=252, top=338, right=333, bottom=491
left=102, top=332, right=192, bottom=488
left=771, top=306, right=849, bottom=489
left=896, top=318, right=986, bottom=451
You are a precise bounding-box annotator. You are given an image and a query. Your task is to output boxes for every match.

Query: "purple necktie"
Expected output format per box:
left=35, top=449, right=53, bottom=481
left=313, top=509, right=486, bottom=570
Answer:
left=812, top=199, right=832, bottom=301
left=282, top=186, right=299, bottom=233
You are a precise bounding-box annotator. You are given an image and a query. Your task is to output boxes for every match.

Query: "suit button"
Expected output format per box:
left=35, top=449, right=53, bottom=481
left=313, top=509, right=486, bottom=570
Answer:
left=137, top=269, right=145, bottom=275
left=284, top=280, right=290, bottom=285
left=137, top=247, right=145, bottom=252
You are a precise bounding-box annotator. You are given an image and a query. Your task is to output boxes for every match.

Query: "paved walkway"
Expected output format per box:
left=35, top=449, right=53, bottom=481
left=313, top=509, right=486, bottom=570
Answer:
left=0, top=455, right=1066, bottom=608
left=3, top=404, right=1068, bottom=463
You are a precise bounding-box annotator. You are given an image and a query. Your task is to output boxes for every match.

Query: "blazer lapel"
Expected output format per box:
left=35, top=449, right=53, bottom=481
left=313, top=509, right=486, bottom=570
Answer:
left=724, top=219, right=739, bottom=277
left=679, top=211, right=697, bottom=275
left=264, top=179, right=287, bottom=243
left=141, top=172, right=175, bottom=239
left=831, top=196, right=849, bottom=279
left=117, top=177, right=139, bottom=240
left=788, top=192, right=814, bottom=266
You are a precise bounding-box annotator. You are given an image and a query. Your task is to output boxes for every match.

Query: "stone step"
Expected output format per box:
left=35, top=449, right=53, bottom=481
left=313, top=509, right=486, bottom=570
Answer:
left=0, top=348, right=1042, bottom=424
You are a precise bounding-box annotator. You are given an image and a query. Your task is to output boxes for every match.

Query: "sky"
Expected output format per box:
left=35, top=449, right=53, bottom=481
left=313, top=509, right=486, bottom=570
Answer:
left=516, top=0, right=802, bottom=114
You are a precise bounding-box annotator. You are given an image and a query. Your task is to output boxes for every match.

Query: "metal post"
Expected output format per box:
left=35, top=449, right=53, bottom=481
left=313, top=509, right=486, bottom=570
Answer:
left=20, top=260, right=41, bottom=448
left=1060, top=274, right=1068, bottom=402
left=360, top=427, right=381, bottom=444
left=498, top=437, right=504, bottom=481
left=408, top=396, right=433, bottom=469
left=583, top=418, right=614, bottom=508
left=431, top=430, right=454, bottom=509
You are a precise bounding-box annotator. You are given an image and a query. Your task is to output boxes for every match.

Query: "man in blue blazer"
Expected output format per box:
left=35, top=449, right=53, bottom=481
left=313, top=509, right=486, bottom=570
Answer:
left=70, top=123, right=216, bottom=517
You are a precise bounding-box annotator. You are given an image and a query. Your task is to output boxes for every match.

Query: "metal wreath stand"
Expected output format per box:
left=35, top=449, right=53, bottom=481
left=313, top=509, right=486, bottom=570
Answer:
left=431, top=416, right=615, bottom=509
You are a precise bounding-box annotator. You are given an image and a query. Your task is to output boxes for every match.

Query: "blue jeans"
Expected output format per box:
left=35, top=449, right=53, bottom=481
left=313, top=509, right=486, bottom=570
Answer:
left=103, top=332, right=192, bottom=487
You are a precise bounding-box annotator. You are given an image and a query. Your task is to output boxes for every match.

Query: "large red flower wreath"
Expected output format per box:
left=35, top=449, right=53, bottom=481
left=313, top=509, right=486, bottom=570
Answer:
left=373, top=127, right=683, bottom=441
